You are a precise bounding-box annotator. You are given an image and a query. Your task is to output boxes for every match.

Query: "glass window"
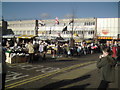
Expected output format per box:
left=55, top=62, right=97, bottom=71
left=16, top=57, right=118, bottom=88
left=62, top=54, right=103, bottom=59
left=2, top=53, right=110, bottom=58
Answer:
left=31, top=31, right=34, bottom=35
left=73, top=31, right=75, bottom=34
left=87, top=22, right=89, bottom=25
left=67, top=31, right=69, bottom=34
left=88, top=31, right=95, bottom=34
left=88, top=31, right=90, bottom=34
left=93, top=22, right=95, bottom=25
left=19, top=31, right=22, bottom=34
left=27, top=31, right=30, bottom=35
left=23, top=31, right=26, bottom=35
left=82, top=31, right=83, bottom=34
left=89, top=22, right=91, bottom=25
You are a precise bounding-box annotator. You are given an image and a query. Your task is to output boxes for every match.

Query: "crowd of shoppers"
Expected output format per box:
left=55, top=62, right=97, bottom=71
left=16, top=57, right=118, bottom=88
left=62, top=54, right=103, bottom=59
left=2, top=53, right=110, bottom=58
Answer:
left=2, top=39, right=120, bottom=64
left=2, top=38, right=120, bottom=90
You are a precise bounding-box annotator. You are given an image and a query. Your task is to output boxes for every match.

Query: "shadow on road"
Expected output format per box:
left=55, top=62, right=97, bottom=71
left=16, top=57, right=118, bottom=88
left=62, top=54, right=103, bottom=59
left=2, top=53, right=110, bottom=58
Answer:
left=64, top=83, right=90, bottom=89
left=40, top=74, right=91, bottom=89
left=33, top=57, right=79, bottom=64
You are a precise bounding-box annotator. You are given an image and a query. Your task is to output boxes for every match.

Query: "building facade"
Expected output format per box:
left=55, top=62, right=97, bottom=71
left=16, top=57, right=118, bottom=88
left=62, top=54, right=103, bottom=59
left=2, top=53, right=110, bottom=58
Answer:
left=97, top=18, right=119, bottom=40
left=2, top=18, right=119, bottom=42
left=7, top=20, right=36, bottom=35
left=38, top=18, right=96, bottom=40
left=6, top=18, right=96, bottom=40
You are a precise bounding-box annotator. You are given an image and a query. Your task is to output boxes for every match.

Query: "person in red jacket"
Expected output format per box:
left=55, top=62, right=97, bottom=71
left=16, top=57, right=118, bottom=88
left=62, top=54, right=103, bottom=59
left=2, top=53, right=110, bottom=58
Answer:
left=116, top=45, right=120, bottom=62
left=112, top=45, right=117, bottom=59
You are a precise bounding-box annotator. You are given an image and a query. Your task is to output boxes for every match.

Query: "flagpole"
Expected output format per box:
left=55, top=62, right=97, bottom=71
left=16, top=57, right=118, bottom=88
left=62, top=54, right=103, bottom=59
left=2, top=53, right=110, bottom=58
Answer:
left=70, top=9, right=75, bottom=48
left=35, top=20, right=38, bottom=36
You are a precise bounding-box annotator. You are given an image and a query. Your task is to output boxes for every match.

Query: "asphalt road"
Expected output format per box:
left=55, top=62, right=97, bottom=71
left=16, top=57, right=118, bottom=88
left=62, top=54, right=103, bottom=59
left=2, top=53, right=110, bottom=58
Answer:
left=5, top=53, right=105, bottom=89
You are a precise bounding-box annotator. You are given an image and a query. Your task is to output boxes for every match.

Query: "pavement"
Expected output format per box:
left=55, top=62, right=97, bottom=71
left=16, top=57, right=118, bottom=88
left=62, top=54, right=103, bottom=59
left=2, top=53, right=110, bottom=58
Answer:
left=5, top=54, right=120, bottom=90
left=42, top=54, right=119, bottom=89
left=40, top=63, right=119, bottom=89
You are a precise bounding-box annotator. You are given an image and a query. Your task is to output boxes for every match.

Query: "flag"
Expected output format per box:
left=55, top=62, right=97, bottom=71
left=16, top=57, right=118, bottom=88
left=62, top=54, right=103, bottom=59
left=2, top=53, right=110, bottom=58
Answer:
left=39, top=23, right=45, bottom=26
left=55, top=17, right=59, bottom=25
left=39, top=20, right=45, bottom=26
left=69, top=19, right=74, bottom=25
left=62, top=26, right=67, bottom=32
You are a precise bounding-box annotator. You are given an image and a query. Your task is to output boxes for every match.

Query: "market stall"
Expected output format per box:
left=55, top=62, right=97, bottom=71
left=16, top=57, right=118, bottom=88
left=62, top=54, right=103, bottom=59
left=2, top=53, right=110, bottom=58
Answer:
left=5, top=46, right=29, bottom=64
left=17, top=35, right=36, bottom=44
left=2, top=35, right=16, bottom=47
left=4, top=34, right=36, bottom=64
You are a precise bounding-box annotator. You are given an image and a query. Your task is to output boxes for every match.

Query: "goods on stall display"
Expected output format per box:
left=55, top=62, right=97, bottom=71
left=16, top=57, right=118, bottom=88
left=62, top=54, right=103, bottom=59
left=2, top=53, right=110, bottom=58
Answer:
left=5, top=46, right=29, bottom=64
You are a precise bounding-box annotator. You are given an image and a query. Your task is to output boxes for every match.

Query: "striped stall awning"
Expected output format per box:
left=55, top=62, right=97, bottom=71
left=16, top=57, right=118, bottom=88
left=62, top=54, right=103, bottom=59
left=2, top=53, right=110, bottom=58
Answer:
left=98, top=37, right=113, bottom=39
left=2, top=35, right=15, bottom=38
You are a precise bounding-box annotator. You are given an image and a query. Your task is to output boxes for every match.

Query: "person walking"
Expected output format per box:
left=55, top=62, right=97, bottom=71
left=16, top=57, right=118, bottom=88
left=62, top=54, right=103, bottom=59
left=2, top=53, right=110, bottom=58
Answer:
left=39, top=42, right=44, bottom=60
left=42, top=43, right=48, bottom=60
left=66, top=44, right=71, bottom=57
left=97, top=48, right=117, bottom=90
left=57, top=44, right=61, bottom=57
left=27, top=41, right=34, bottom=63
left=77, top=45, right=81, bottom=56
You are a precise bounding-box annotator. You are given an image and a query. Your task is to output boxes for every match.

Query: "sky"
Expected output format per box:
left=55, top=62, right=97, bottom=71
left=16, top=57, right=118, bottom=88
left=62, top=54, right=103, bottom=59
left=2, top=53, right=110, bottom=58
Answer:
left=2, top=2, right=119, bottom=21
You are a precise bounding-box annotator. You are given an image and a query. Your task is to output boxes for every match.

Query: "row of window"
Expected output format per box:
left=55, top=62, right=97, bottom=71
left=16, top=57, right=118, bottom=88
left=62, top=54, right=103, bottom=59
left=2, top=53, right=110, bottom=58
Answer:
left=8, top=22, right=95, bottom=27
left=8, top=23, right=35, bottom=27
left=42, top=30, right=95, bottom=35
left=40, top=22, right=95, bottom=27
left=63, top=30, right=94, bottom=35
left=84, top=22, right=95, bottom=26
left=13, top=30, right=94, bottom=35
left=14, top=30, right=35, bottom=35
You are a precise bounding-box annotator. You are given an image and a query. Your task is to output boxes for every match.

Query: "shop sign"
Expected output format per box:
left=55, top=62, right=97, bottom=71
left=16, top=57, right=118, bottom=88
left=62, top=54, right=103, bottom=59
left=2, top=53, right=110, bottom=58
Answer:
left=102, top=30, right=109, bottom=35
left=98, top=36, right=113, bottom=39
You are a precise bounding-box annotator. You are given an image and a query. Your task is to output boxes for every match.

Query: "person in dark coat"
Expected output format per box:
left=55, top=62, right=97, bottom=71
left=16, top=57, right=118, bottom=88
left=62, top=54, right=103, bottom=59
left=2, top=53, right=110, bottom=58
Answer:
left=57, top=44, right=61, bottom=57
left=2, top=46, right=7, bottom=90
left=97, top=47, right=116, bottom=90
